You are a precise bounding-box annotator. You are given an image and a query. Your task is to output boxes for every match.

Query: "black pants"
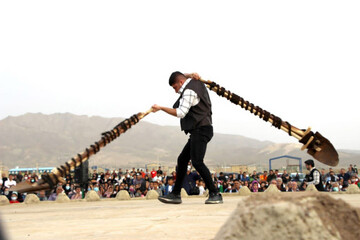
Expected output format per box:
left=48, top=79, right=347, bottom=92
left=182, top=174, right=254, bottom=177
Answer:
left=173, top=125, right=218, bottom=194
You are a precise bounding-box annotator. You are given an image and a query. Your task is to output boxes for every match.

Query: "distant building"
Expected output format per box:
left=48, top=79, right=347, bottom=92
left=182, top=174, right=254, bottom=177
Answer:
left=8, top=167, right=54, bottom=175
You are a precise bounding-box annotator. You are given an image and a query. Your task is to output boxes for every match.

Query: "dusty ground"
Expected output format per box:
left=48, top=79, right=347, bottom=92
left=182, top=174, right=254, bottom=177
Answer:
left=0, top=193, right=359, bottom=240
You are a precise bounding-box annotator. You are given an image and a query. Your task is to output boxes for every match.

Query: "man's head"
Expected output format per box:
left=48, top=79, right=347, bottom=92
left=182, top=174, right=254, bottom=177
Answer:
left=56, top=186, right=63, bottom=195
left=168, top=177, right=174, bottom=186
left=169, top=71, right=187, bottom=93
left=305, top=159, right=315, bottom=170
left=75, top=186, right=81, bottom=193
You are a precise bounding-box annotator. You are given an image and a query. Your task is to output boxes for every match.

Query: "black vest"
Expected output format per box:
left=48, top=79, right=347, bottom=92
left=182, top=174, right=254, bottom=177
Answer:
left=173, top=80, right=212, bottom=133
left=308, top=168, right=325, bottom=191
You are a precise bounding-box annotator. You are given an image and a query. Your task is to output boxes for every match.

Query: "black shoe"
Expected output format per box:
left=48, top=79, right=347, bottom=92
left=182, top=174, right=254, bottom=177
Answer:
left=158, top=193, right=182, bottom=204
left=205, top=192, right=223, bottom=204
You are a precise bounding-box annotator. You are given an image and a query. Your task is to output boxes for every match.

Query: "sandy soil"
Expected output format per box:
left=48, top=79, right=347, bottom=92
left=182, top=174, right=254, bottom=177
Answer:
left=0, top=193, right=359, bottom=240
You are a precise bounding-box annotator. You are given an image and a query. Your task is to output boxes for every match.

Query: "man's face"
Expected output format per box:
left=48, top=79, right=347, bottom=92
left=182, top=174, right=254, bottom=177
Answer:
left=171, top=77, right=185, bottom=93
left=76, top=187, right=81, bottom=193
left=305, top=164, right=311, bottom=171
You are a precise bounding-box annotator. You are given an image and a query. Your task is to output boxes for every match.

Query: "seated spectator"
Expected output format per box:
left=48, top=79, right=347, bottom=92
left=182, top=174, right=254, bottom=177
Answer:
left=258, top=182, right=268, bottom=192
left=71, top=186, right=82, bottom=200
left=250, top=181, right=259, bottom=192
left=4, top=174, right=16, bottom=189
left=232, top=180, right=241, bottom=193
left=267, top=170, right=277, bottom=183
left=299, top=182, right=307, bottom=191
left=153, top=181, right=163, bottom=196
left=48, top=186, right=64, bottom=201
left=37, top=190, right=48, bottom=201
left=111, top=185, right=120, bottom=197
left=332, top=182, right=340, bottom=192
left=338, top=168, right=350, bottom=182
left=198, top=180, right=206, bottom=196
left=240, top=172, right=249, bottom=182
left=281, top=170, right=290, bottom=184
left=349, top=174, right=359, bottom=185
left=259, top=171, right=268, bottom=182
left=276, top=178, right=286, bottom=192
left=104, top=185, right=113, bottom=198
left=164, top=177, right=174, bottom=195
left=289, top=181, right=299, bottom=192
left=9, top=192, right=20, bottom=204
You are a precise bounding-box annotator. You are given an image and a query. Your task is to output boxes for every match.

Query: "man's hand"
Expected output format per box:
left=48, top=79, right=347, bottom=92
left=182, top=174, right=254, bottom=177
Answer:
left=184, top=72, right=201, bottom=80
left=152, top=104, right=162, bottom=112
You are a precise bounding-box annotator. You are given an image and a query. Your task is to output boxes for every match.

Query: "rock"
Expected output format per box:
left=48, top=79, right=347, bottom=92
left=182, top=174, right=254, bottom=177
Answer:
left=306, top=184, right=318, bottom=192
left=0, top=195, right=9, bottom=205
left=56, top=193, right=70, bottom=203
left=264, top=184, right=280, bottom=194
left=181, top=188, right=188, bottom=198
left=85, top=190, right=100, bottom=202
left=24, top=194, right=40, bottom=204
left=116, top=190, right=131, bottom=200
left=205, top=189, right=209, bottom=197
left=346, top=184, right=360, bottom=194
left=238, top=186, right=252, bottom=196
left=146, top=190, right=159, bottom=200
left=215, top=193, right=360, bottom=240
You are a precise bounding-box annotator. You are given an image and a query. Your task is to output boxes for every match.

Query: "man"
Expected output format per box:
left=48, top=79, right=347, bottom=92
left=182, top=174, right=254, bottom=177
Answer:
left=267, top=170, right=277, bottom=183
left=4, top=175, right=16, bottom=189
left=338, top=168, right=350, bottom=182
left=281, top=170, right=290, bottom=184
left=150, top=168, right=157, bottom=180
left=71, top=186, right=82, bottom=200
left=157, top=167, right=163, bottom=175
left=304, top=159, right=325, bottom=191
left=152, top=71, right=222, bottom=204
left=48, top=186, right=64, bottom=201
left=276, top=178, right=286, bottom=192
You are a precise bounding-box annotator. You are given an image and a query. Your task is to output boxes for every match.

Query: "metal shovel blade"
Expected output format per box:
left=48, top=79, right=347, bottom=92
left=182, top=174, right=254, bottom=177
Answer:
left=301, top=131, right=339, bottom=167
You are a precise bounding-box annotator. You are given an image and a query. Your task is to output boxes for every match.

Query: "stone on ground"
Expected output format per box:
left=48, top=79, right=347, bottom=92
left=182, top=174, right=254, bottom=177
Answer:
left=306, top=184, right=318, bottom=192
left=85, top=190, right=100, bottom=202
left=146, top=190, right=159, bottom=200
left=238, top=186, right=252, bottom=196
left=346, top=184, right=360, bottom=194
left=215, top=193, right=360, bottom=240
left=24, top=194, right=40, bottom=204
left=181, top=188, right=188, bottom=198
left=0, top=195, right=9, bottom=205
left=116, top=190, right=131, bottom=200
left=264, top=184, right=280, bottom=194
left=56, top=193, right=70, bottom=203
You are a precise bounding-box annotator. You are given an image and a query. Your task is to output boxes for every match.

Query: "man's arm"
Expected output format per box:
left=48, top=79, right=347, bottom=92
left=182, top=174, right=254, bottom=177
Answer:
left=152, top=105, right=177, bottom=117
left=152, top=89, right=199, bottom=118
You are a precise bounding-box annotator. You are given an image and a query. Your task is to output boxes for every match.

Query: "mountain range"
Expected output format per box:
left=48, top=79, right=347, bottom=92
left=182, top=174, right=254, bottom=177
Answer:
left=0, top=113, right=358, bottom=170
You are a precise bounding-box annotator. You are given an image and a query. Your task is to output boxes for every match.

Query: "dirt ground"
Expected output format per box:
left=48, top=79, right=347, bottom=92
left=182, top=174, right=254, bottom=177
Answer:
left=0, top=193, right=359, bottom=240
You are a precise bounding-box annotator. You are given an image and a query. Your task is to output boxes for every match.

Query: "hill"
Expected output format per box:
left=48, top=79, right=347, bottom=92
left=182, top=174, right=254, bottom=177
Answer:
left=0, top=113, right=358, bottom=170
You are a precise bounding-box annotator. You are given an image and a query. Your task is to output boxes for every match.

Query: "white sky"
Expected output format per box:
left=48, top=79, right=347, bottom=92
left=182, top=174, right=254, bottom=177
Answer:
left=1, top=1, right=359, bottom=150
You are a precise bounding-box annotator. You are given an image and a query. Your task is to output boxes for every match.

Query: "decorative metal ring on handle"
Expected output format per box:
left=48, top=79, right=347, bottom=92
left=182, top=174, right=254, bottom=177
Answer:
left=199, top=78, right=339, bottom=167
left=10, top=109, right=153, bottom=193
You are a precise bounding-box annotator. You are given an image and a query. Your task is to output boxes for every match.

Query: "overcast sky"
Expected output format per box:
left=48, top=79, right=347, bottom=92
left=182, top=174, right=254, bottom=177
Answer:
left=1, top=1, right=359, bottom=150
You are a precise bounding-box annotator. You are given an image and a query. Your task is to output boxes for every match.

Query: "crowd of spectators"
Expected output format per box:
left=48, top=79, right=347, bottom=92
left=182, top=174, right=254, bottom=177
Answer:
left=1, top=163, right=359, bottom=203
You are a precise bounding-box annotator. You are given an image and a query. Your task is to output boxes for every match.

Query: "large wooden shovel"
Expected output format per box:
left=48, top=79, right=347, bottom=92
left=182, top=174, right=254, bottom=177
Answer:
left=200, top=79, right=339, bottom=167
left=10, top=109, right=153, bottom=193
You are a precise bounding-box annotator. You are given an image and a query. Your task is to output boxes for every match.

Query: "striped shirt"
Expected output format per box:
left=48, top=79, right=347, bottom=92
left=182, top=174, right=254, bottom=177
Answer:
left=176, top=79, right=200, bottom=118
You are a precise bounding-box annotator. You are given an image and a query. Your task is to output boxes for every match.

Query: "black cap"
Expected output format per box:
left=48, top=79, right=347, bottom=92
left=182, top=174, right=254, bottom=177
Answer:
left=305, top=159, right=315, bottom=167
